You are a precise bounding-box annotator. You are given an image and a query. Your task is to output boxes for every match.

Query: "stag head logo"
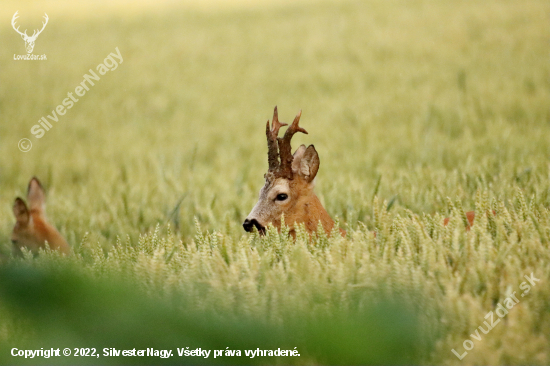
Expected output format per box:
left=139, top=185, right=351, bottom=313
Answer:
left=12, top=11, right=49, bottom=54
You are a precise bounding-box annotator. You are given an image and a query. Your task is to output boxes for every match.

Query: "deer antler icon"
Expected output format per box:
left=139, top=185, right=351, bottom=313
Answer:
left=12, top=11, right=49, bottom=53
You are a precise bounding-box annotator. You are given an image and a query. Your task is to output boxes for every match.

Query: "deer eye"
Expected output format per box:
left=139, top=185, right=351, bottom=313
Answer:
left=276, top=193, right=288, bottom=201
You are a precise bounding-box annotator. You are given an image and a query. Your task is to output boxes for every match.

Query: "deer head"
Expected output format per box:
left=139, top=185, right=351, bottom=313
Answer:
left=243, top=107, right=343, bottom=238
left=12, top=11, right=49, bottom=54
left=12, top=177, right=70, bottom=256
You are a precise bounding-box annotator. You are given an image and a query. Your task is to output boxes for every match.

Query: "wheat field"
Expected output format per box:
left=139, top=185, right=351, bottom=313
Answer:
left=0, top=0, right=549, bottom=364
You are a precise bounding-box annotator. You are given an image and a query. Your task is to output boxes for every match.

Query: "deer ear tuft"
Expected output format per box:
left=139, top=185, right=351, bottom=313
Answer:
left=299, top=145, right=320, bottom=183
left=13, top=198, right=29, bottom=224
left=27, top=177, right=46, bottom=212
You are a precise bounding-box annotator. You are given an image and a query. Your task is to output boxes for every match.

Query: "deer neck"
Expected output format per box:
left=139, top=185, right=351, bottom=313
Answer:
left=288, top=191, right=337, bottom=237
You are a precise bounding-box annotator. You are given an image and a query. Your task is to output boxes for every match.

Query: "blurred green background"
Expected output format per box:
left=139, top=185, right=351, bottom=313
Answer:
left=1, top=0, right=549, bottom=364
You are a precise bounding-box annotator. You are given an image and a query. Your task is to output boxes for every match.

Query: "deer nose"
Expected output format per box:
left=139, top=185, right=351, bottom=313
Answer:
left=243, top=218, right=265, bottom=234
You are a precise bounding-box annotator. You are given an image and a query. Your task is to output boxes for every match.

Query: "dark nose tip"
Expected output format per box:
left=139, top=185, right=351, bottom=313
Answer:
left=243, top=218, right=255, bottom=232
left=243, top=219, right=252, bottom=232
left=243, top=218, right=265, bottom=234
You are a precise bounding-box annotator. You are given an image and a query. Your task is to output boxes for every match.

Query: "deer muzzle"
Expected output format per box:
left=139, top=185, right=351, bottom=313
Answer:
left=243, top=218, right=266, bottom=235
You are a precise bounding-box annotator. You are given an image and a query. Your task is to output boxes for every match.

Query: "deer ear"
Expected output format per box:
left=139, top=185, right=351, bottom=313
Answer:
left=291, top=145, right=307, bottom=174
left=13, top=198, right=29, bottom=224
left=27, top=177, right=46, bottom=212
left=298, top=145, right=320, bottom=183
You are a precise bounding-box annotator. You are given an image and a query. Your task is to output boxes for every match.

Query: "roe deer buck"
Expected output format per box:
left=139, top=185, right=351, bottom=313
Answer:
left=11, top=177, right=70, bottom=256
left=243, top=107, right=345, bottom=238
left=242, top=108, right=485, bottom=237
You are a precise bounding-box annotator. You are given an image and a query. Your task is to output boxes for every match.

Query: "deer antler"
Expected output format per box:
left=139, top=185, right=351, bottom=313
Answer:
left=29, top=13, right=48, bottom=40
left=11, top=11, right=28, bottom=37
left=277, top=110, right=307, bottom=178
left=266, top=106, right=287, bottom=171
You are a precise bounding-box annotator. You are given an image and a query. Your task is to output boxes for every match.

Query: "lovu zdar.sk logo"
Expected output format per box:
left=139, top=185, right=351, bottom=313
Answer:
left=12, top=11, right=48, bottom=60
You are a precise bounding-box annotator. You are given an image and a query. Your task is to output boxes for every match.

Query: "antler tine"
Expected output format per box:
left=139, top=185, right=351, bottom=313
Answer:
left=266, top=106, right=287, bottom=171
left=11, top=11, right=27, bottom=37
left=11, top=11, right=19, bottom=26
left=277, top=110, right=308, bottom=178
left=31, top=13, right=48, bottom=39
left=270, top=106, right=288, bottom=137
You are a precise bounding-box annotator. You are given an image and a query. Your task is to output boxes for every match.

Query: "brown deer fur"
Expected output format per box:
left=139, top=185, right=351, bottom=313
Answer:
left=11, top=177, right=70, bottom=256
